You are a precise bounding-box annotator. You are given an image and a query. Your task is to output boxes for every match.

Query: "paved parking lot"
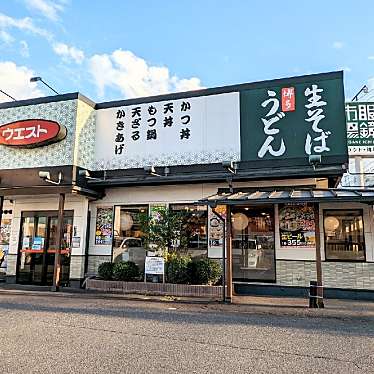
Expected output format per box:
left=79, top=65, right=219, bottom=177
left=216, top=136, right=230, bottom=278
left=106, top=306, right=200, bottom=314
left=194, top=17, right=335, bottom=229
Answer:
left=0, top=291, right=373, bottom=373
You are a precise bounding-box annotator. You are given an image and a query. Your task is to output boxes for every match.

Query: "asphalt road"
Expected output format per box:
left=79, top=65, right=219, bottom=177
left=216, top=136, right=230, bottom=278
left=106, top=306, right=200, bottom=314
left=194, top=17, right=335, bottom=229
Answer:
left=0, top=293, right=373, bottom=374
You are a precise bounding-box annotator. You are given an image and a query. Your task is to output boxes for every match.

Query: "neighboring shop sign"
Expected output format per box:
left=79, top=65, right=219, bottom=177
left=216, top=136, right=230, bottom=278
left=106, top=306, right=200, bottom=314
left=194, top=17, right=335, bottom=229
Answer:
left=208, top=205, right=226, bottom=258
left=0, top=218, right=11, bottom=272
left=0, top=119, right=66, bottom=148
left=241, top=72, right=347, bottom=165
left=95, top=92, right=241, bottom=170
left=278, top=204, right=315, bottom=248
left=346, top=102, right=374, bottom=155
left=95, top=207, right=113, bottom=245
left=144, top=256, right=165, bottom=275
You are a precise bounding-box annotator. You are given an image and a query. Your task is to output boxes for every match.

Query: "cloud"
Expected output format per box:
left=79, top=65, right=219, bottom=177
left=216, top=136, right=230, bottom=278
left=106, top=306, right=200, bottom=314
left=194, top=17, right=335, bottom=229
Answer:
left=0, top=61, right=43, bottom=102
left=332, top=41, right=344, bottom=49
left=0, top=12, right=51, bottom=40
left=20, top=40, right=30, bottom=57
left=0, top=30, right=14, bottom=44
left=341, top=66, right=351, bottom=73
left=368, top=56, right=374, bottom=60
left=25, top=0, right=65, bottom=21
left=89, top=49, right=203, bottom=99
left=53, top=42, right=84, bottom=64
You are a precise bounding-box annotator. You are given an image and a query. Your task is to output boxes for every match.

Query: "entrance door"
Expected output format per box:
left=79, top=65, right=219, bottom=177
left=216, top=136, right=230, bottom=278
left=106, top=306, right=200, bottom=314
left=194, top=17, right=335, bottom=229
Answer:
left=232, top=206, right=276, bottom=282
left=17, top=211, right=73, bottom=286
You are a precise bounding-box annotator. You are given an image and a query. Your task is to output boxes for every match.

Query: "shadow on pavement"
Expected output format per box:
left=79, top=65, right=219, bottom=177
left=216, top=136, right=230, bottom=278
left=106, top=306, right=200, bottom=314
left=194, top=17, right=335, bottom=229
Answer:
left=0, top=295, right=373, bottom=338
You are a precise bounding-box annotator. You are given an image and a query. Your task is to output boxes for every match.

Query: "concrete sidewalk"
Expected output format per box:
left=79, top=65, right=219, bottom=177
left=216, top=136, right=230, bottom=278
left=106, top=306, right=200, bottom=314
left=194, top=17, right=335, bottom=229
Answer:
left=0, top=282, right=373, bottom=320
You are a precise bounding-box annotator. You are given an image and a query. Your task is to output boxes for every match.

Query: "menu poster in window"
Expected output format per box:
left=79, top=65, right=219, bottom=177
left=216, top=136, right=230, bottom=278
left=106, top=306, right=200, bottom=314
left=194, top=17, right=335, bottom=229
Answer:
left=95, top=207, right=113, bottom=245
left=150, top=204, right=167, bottom=219
left=279, top=204, right=315, bottom=248
left=32, top=237, right=44, bottom=251
left=208, top=205, right=226, bottom=258
left=0, top=218, right=11, bottom=270
left=0, top=245, right=8, bottom=270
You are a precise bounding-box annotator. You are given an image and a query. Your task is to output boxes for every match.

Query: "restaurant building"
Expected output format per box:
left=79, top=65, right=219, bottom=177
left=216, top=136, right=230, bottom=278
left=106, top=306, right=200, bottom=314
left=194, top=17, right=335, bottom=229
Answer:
left=0, top=71, right=373, bottom=298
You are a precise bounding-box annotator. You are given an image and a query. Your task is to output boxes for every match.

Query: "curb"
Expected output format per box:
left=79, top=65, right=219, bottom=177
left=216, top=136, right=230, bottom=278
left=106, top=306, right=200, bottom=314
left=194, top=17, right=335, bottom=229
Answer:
left=0, top=287, right=220, bottom=304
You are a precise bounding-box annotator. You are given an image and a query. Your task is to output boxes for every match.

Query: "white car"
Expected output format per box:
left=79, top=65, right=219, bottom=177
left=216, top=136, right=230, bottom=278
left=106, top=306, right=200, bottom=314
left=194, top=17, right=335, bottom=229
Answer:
left=112, top=237, right=147, bottom=270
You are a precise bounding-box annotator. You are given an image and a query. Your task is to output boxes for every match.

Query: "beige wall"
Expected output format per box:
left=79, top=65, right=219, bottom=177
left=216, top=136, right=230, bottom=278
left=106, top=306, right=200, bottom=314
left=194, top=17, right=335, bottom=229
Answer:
left=5, top=179, right=374, bottom=290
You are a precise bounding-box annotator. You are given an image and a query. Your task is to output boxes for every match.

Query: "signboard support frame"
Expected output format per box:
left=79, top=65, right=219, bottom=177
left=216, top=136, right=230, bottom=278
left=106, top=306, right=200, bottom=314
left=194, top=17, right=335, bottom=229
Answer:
left=225, top=205, right=232, bottom=303
left=144, top=256, right=165, bottom=284
left=313, top=203, right=324, bottom=308
left=211, top=207, right=226, bottom=303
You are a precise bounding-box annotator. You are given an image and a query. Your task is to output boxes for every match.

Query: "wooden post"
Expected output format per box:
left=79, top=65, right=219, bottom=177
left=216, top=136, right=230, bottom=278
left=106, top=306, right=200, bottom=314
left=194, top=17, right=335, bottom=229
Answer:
left=225, top=205, right=233, bottom=303
left=0, top=196, right=3, bottom=268
left=0, top=196, right=3, bottom=232
left=52, top=193, right=65, bottom=292
left=313, top=202, right=324, bottom=308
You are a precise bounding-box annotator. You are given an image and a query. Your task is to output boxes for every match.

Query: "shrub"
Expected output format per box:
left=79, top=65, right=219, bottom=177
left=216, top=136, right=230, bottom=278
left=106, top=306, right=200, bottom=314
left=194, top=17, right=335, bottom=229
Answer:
left=113, top=261, right=140, bottom=281
left=165, top=254, right=191, bottom=284
left=97, top=262, right=114, bottom=280
left=188, top=258, right=222, bottom=285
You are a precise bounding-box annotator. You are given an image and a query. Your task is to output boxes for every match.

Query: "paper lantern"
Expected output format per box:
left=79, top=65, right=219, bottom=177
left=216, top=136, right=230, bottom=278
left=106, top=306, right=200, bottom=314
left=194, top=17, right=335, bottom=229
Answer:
left=232, top=213, right=249, bottom=231
left=324, top=216, right=339, bottom=231
left=120, top=213, right=134, bottom=231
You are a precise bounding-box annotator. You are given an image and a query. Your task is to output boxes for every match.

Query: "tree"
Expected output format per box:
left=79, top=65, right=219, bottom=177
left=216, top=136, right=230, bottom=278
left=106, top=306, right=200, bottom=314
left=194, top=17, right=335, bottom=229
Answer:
left=139, top=206, right=187, bottom=254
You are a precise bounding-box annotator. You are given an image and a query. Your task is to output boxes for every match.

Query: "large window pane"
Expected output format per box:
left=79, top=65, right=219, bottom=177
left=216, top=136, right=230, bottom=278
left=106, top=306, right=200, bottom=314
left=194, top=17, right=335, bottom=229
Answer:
left=324, top=210, right=365, bottom=261
left=170, top=204, right=208, bottom=259
left=113, top=205, right=148, bottom=269
left=232, top=206, right=275, bottom=282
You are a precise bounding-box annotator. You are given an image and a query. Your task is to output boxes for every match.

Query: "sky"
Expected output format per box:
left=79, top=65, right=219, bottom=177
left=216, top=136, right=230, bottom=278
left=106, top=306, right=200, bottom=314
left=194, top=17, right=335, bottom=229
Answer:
left=0, top=0, right=374, bottom=103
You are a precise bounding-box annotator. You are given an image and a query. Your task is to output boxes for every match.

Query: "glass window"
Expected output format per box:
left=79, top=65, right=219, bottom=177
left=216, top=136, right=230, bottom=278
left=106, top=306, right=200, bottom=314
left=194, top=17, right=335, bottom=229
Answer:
left=113, top=205, right=148, bottom=268
left=232, top=206, right=275, bottom=282
left=324, top=210, right=365, bottom=261
left=170, top=204, right=208, bottom=259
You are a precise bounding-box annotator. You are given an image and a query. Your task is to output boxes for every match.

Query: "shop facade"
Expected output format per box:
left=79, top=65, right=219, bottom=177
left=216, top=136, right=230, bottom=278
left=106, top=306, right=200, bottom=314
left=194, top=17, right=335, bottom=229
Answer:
left=1, top=71, right=373, bottom=297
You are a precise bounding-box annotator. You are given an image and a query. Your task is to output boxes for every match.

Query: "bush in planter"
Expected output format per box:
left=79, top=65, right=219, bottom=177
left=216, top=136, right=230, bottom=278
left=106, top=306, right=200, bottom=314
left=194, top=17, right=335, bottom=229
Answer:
left=188, top=258, right=222, bottom=285
left=113, top=261, right=140, bottom=281
left=98, top=262, right=114, bottom=280
left=165, top=254, right=191, bottom=284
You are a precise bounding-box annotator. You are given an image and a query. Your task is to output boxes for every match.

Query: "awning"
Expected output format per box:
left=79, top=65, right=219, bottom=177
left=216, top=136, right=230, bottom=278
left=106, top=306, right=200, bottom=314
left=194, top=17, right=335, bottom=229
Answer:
left=199, top=188, right=374, bottom=206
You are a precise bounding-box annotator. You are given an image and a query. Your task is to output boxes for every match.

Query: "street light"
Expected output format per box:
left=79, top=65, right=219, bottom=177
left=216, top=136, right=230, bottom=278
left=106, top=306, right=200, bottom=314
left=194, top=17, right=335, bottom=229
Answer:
left=0, top=89, right=16, bottom=101
left=30, top=76, right=59, bottom=95
left=352, top=85, right=369, bottom=101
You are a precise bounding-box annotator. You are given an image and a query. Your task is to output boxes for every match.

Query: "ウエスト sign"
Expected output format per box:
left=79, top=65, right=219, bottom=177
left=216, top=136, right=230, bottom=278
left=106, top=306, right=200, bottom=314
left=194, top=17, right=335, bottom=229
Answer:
left=0, top=119, right=66, bottom=148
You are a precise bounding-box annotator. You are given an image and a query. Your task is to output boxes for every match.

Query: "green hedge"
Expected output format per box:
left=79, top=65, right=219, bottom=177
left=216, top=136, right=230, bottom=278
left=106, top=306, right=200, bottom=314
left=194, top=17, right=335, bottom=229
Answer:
left=165, top=255, right=222, bottom=285
left=98, top=257, right=222, bottom=285
left=165, top=255, right=191, bottom=284
left=188, top=258, right=222, bottom=285
left=113, top=261, right=140, bottom=281
left=98, top=262, right=115, bottom=280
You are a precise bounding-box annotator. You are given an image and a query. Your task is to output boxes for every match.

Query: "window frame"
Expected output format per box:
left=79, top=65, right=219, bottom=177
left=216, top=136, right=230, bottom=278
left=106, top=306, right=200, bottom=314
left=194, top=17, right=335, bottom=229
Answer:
left=323, top=209, right=366, bottom=262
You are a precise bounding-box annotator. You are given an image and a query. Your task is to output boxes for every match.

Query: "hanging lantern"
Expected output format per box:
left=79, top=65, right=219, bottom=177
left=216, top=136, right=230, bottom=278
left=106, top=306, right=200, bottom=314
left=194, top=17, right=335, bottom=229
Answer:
left=324, top=216, right=339, bottom=232
left=120, top=213, right=134, bottom=231
left=232, top=212, right=249, bottom=231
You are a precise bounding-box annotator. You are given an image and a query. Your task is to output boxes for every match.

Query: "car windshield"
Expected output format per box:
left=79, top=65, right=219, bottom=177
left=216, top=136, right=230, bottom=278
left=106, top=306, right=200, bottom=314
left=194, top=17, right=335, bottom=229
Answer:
left=124, top=239, right=141, bottom=247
